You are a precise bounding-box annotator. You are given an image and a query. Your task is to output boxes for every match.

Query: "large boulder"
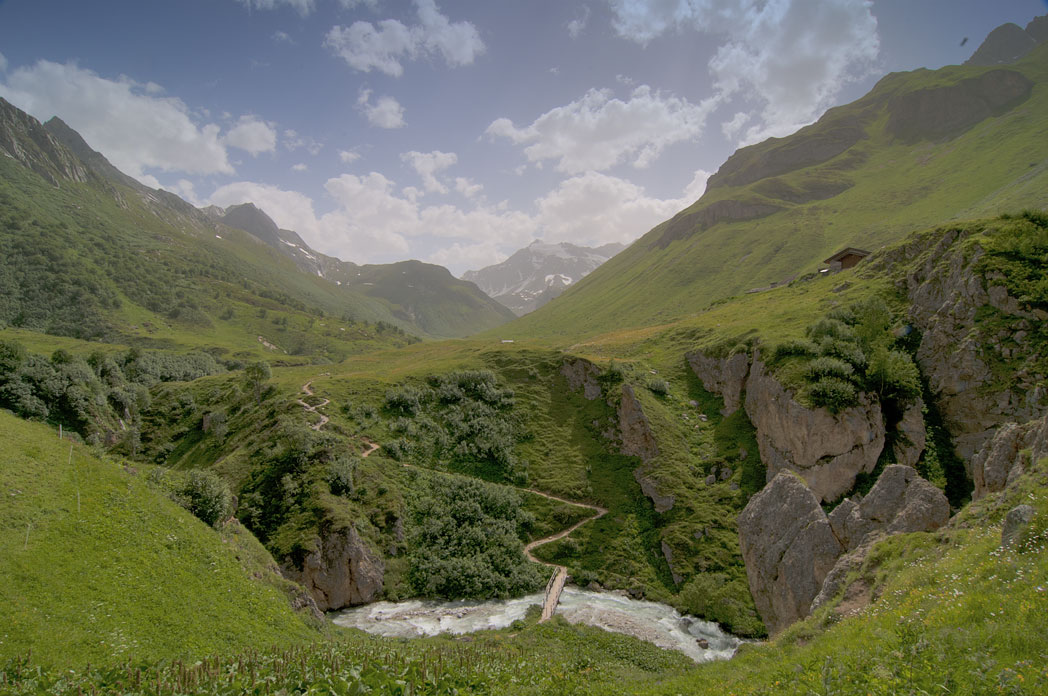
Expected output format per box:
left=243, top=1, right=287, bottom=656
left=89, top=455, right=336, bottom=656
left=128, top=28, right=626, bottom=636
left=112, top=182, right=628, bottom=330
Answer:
left=561, top=358, right=603, bottom=401
left=282, top=524, right=384, bottom=611
left=970, top=413, right=1048, bottom=500
left=738, top=472, right=843, bottom=635
left=744, top=358, right=885, bottom=502
left=828, top=465, right=950, bottom=551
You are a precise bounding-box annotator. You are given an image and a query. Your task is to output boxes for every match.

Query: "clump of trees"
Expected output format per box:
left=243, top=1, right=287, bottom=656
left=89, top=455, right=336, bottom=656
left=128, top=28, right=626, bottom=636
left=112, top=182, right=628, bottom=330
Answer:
left=407, top=476, right=543, bottom=600
left=380, top=370, right=527, bottom=483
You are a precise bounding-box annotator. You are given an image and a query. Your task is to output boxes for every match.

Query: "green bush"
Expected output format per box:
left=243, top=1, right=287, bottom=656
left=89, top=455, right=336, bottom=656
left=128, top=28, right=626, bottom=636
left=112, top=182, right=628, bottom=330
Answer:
left=804, top=356, right=855, bottom=382
left=806, top=377, right=858, bottom=413
left=326, top=456, right=358, bottom=496
left=818, top=336, right=867, bottom=371
left=176, top=469, right=234, bottom=527
left=806, top=318, right=857, bottom=343
left=646, top=377, right=670, bottom=396
left=866, top=347, right=921, bottom=405
left=771, top=338, right=819, bottom=362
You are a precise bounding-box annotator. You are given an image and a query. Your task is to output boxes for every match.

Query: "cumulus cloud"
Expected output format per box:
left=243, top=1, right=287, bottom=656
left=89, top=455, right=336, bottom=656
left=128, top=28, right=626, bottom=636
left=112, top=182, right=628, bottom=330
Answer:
left=324, top=0, right=485, bottom=77
left=605, top=0, right=880, bottom=142
left=236, top=0, right=314, bottom=16
left=357, top=89, right=406, bottom=128
left=0, top=60, right=233, bottom=180
left=224, top=115, right=277, bottom=155
left=454, top=177, right=482, bottom=198
left=272, top=30, right=296, bottom=44
left=400, top=149, right=457, bottom=194
left=486, top=85, right=717, bottom=174
left=339, top=149, right=362, bottom=164
left=567, top=5, right=591, bottom=38
left=534, top=169, right=709, bottom=247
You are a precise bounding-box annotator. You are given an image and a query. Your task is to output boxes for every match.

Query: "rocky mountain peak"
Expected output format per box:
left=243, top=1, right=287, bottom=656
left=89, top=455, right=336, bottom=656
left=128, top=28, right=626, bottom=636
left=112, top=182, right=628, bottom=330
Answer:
left=0, top=97, right=90, bottom=186
left=965, top=16, right=1046, bottom=66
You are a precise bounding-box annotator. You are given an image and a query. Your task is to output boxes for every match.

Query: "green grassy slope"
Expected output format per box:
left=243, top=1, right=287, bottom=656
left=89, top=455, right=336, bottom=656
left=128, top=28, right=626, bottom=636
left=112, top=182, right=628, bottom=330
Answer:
left=0, top=411, right=319, bottom=668
left=501, top=46, right=1048, bottom=341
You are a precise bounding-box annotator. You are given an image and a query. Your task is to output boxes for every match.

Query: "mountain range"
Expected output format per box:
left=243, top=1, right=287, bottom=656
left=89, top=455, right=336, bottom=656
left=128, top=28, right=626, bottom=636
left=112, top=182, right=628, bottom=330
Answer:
left=462, top=240, right=625, bottom=315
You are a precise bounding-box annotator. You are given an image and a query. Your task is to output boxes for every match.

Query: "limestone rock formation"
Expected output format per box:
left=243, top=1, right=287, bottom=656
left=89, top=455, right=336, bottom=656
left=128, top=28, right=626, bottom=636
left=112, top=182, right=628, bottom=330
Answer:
left=738, top=472, right=843, bottom=635
left=686, top=350, right=749, bottom=416
left=617, top=384, right=673, bottom=512
left=904, top=230, right=1047, bottom=458
left=561, top=358, right=603, bottom=401
left=282, top=524, right=384, bottom=611
left=893, top=399, right=927, bottom=468
left=828, top=465, right=950, bottom=551
left=970, top=413, right=1048, bottom=500
left=744, top=358, right=884, bottom=502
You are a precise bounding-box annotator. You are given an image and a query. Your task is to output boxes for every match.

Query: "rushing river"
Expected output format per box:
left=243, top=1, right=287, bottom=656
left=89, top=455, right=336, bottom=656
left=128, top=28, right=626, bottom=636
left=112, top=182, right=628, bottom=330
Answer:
left=331, top=587, right=740, bottom=663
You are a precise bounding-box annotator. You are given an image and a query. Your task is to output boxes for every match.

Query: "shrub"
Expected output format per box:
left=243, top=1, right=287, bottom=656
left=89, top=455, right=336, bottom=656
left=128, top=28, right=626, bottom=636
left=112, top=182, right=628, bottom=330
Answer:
left=771, top=338, right=819, bottom=362
left=806, top=318, right=857, bottom=343
left=177, top=469, right=233, bottom=527
left=324, top=454, right=358, bottom=496
left=804, top=356, right=855, bottom=382
left=806, top=377, right=858, bottom=413
left=866, top=347, right=922, bottom=405
left=818, top=336, right=867, bottom=371
left=646, top=377, right=670, bottom=396
left=384, top=385, right=430, bottom=415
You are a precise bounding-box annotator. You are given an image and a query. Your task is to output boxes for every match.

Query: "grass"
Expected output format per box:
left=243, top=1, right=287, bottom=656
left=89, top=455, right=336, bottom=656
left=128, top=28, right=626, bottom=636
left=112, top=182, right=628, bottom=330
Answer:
left=0, top=411, right=319, bottom=669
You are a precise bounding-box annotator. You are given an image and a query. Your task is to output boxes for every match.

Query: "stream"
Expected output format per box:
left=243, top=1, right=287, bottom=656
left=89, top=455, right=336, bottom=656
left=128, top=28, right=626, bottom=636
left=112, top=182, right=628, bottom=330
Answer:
left=331, top=587, right=741, bottom=663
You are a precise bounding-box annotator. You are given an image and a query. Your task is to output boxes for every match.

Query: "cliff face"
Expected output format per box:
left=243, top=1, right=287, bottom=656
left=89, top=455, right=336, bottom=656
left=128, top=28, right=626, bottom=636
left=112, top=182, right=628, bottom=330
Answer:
left=0, top=98, right=90, bottom=186
left=281, top=524, right=384, bottom=612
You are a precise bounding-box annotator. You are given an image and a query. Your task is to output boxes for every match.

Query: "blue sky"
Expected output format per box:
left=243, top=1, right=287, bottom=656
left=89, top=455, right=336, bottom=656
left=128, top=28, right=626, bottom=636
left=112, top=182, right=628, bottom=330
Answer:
left=1, top=0, right=1045, bottom=274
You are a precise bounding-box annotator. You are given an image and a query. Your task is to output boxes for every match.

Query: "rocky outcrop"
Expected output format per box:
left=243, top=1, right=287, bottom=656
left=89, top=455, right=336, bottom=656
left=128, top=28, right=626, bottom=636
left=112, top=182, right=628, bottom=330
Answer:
left=741, top=466, right=948, bottom=633
left=617, top=384, right=674, bottom=513
left=1001, top=505, right=1035, bottom=549
left=738, top=472, right=843, bottom=635
left=686, top=350, right=749, bottom=416
left=893, top=399, right=927, bottom=468
left=561, top=358, right=603, bottom=400
left=905, top=232, right=1047, bottom=459
left=969, top=413, right=1048, bottom=500
left=0, top=97, right=90, bottom=186
left=827, top=465, right=950, bottom=552
left=965, top=22, right=1039, bottom=66
left=886, top=70, right=1033, bottom=143
left=661, top=540, right=684, bottom=585
left=744, top=358, right=884, bottom=502
left=281, top=524, right=384, bottom=612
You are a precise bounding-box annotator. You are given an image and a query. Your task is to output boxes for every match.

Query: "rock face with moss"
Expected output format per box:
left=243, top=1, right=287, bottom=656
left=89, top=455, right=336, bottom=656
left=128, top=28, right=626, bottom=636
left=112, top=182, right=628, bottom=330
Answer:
left=970, top=413, right=1048, bottom=500
left=744, top=358, right=884, bottom=503
left=281, top=524, right=384, bottom=611
left=686, top=350, right=749, bottom=416
left=738, top=472, right=843, bottom=635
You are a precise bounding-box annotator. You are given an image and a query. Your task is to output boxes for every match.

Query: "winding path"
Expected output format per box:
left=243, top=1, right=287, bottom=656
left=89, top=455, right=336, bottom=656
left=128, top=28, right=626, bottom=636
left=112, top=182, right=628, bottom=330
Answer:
left=296, top=378, right=606, bottom=620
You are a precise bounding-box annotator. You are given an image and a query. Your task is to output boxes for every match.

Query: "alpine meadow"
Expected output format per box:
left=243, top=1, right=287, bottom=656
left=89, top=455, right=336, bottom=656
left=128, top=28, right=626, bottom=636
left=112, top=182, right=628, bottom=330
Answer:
left=2, top=3, right=1048, bottom=695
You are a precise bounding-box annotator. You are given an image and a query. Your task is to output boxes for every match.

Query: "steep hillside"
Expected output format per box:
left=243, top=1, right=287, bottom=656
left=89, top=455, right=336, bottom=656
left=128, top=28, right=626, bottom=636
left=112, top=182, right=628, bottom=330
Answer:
left=0, top=412, right=319, bottom=668
left=463, top=241, right=625, bottom=315
left=501, top=43, right=1048, bottom=340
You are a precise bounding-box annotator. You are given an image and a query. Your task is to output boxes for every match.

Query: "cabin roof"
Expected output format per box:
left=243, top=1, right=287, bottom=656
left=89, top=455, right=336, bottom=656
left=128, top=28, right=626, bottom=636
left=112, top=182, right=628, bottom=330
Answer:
left=823, top=247, right=871, bottom=264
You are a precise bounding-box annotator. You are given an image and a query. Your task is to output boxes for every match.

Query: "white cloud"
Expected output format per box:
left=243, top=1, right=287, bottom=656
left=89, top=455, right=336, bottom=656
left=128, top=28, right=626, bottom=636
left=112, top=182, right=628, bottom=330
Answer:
left=324, top=0, right=485, bottom=77
left=283, top=128, right=323, bottom=155
left=606, top=0, right=880, bottom=142
left=224, top=115, right=277, bottom=155
left=567, top=5, right=590, bottom=38
left=0, top=60, right=233, bottom=180
left=272, top=30, right=296, bottom=44
left=291, top=163, right=308, bottom=172
left=236, top=0, right=314, bottom=16
left=721, top=111, right=750, bottom=140
left=534, top=169, right=708, bottom=247
left=161, top=178, right=203, bottom=206
left=454, top=177, right=482, bottom=198
left=400, top=149, right=457, bottom=193
left=487, top=85, right=717, bottom=174
left=431, top=241, right=507, bottom=273
left=357, top=89, right=406, bottom=128
left=339, top=149, right=362, bottom=164
left=0, top=52, right=7, bottom=74
left=339, top=0, right=379, bottom=8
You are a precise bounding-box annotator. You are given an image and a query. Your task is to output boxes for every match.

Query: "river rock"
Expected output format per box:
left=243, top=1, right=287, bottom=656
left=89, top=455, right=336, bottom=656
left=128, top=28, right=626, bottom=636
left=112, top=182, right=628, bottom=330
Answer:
left=1001, top=504, right=1035, bottom=549
left=744, top=357, right=885, bottom=502
left=282, top=524, right=384, bottom=611
left=738, top=472, right=843, bottom=635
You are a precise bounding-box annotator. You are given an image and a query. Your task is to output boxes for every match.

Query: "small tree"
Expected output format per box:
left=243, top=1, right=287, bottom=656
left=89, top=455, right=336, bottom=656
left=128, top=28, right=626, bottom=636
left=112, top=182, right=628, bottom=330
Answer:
left=245, top=361, right=271, bottom=405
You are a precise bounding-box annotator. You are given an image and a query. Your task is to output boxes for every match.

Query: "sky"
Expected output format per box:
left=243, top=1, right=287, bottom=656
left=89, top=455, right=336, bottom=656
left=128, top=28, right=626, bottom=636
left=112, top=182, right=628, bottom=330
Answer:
left=1, top=0, right=1046, bottom=275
